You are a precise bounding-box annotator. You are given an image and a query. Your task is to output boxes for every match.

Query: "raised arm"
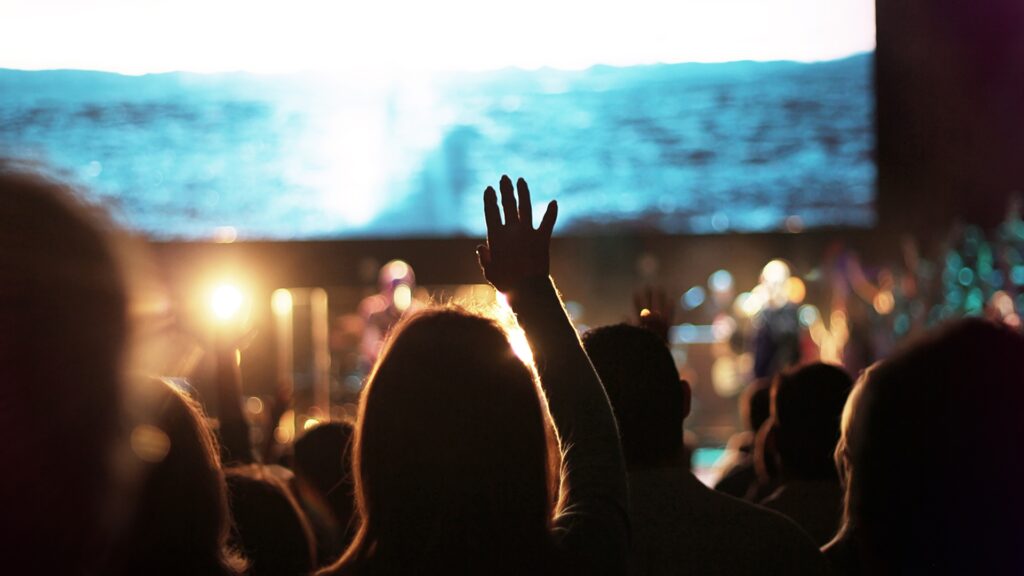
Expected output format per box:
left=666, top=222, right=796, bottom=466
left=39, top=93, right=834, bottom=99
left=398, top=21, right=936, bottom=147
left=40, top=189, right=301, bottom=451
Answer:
left=478, top=175, right=629, bottom=575
left=213, top=329, right=256, bottom=465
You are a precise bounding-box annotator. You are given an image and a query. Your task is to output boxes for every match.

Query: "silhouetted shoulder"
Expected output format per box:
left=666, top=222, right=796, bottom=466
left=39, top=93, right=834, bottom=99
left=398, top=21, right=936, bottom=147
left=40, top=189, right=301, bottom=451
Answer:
left=628, top=467, right=830, bottom=576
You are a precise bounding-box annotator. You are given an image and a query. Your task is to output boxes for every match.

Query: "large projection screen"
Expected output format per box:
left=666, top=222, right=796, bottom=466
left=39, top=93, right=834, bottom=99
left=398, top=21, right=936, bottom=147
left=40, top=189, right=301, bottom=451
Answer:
left=0, top=1, right=876, bottom=240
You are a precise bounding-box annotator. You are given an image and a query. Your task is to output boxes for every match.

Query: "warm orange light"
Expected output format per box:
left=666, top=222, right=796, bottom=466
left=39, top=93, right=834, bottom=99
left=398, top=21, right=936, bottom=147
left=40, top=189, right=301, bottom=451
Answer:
left=785, top=277, right=806, bottom=304
left=393, top=284, right=412, bottom=312
left=271, top=288, right=293, bottom=317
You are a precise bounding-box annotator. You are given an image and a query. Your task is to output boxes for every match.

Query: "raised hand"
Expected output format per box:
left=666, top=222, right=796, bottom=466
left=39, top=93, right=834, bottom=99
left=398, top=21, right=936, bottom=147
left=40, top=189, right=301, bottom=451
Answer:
left=477, top=175, right=557, bottom=293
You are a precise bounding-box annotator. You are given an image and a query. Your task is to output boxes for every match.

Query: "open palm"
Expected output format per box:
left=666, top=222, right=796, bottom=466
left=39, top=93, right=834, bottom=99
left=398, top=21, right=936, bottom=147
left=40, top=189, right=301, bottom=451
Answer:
left=477, top=175, right=558, bottom=293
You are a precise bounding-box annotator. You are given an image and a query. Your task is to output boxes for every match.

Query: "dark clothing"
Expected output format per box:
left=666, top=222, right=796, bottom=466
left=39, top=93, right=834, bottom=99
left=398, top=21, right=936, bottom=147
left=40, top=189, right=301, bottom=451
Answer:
left=628, top=466, right=831, bottom=576
left=760, top=480, right=844, bottom=547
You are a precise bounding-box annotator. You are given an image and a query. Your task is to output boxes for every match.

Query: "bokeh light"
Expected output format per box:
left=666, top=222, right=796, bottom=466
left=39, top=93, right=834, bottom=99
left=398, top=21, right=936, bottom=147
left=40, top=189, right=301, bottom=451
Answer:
left=210, top=283, right=244, bottom=321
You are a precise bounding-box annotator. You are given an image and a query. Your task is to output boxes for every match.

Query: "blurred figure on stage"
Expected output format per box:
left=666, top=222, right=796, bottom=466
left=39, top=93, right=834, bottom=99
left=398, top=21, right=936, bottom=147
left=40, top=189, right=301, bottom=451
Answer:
left=358, top=260, right=422, bottom=372
left=752, top=260, right=802, bottom=378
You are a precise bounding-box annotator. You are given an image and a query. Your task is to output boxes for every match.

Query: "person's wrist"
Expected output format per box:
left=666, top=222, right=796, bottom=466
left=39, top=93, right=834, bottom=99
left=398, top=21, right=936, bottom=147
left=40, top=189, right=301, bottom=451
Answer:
left=502, top=274, right=552, bottom=308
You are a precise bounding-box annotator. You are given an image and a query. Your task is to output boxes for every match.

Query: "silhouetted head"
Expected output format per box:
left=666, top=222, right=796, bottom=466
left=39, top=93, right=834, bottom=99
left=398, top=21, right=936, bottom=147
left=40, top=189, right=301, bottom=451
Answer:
left=226, top=465, right=316, bottom=576
left=742, top=378, right=773, bottom=434
left=771, top=363, right=852, bottom=481
left=836, top=319, right=1024, bottom=574
left=111, top=379, right=245, bottom=575
left=582, top=323, right=690, bottom=469
left=294, top=421, right=355, bottom=505
left=0, top=162, right=127, bottom=569
left=294, top=421, right=357, bottom=562
left=328, top=307, right=557, bottom=575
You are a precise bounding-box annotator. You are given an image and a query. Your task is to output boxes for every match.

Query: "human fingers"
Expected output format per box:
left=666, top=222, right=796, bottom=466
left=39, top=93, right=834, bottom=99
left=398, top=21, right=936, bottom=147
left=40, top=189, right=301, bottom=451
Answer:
left=484, top=185, right=502, bottom=231
left=538, top=199, right=558, bottom=241
left=500, top=174, right=519, bottom=226
left=517, top=177, right=533, bottom=229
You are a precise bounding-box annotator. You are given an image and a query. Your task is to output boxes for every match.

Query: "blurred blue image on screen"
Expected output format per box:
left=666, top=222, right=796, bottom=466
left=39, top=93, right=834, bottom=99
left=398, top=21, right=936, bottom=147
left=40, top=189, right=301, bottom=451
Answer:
left=0, top=1, right=875, bottom=240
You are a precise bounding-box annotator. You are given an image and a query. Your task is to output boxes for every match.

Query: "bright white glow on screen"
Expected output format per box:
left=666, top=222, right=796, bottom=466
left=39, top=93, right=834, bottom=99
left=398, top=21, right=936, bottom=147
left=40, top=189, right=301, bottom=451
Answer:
left=1, top=0, right=874, bottom=74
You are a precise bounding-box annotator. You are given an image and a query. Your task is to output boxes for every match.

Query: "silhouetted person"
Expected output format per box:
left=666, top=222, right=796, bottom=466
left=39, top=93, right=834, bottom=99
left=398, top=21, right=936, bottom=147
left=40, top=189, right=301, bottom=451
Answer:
left=0, top=163, right=129, bottom=573
left=715, top=378, right=773, bottom=499
left=358, top=259, right=421, bottom=370
left=319, top=176, right=627, bottom=576
left=760, top=363, right=852, bottom=545
left=825, top=319, right=1024, bottom=575
left=294, top=421, right=357, bottom=567
left=226, top=465, right=317, bottom=576
left=109, top=378, right=246, bottom=575
left=583, top=323, right=829, bottom=576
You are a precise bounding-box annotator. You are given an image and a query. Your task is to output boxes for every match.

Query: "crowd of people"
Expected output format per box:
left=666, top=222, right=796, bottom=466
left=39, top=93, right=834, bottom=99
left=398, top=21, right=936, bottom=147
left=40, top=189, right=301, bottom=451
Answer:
left=3, top=162, right=1024, bottom=575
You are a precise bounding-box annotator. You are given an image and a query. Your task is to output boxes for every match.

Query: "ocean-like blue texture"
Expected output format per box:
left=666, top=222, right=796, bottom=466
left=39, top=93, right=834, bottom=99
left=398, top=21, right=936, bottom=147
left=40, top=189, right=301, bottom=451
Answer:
left=0, top=54, right=874, bottom=240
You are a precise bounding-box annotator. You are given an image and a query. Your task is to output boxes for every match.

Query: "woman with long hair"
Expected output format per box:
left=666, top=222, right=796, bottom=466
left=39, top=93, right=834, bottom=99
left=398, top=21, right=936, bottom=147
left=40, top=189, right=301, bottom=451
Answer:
left=825, top=319, right=1024, bottom=575
left=320, top=175, right=628, bottom=575
left=110, top=378, right=247, bottom=576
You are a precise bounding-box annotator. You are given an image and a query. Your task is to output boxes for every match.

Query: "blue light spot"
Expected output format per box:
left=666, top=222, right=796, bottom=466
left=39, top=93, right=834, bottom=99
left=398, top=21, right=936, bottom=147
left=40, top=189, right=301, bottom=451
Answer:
left=946, top=252, right=963, bottom=272
left=965, top=287, right=984, bottom=313
left=1012, top=265, right=1024, bottom=286
left=682, top=286, right=706, bottom=310
left=708, top=269, right=734, bottom=293
left=946, top=288, right=964, bottom=306
left=798, top=305, right=819, bottom=327
left=894, top=313, right=910, bottom=335
left=957, top=268, right=974, bottom=286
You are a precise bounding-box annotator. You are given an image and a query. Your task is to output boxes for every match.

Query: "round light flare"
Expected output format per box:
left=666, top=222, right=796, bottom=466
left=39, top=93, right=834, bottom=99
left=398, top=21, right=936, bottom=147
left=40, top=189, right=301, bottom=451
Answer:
left=210, top=283, right=245, bottom=322
left=393, top=283, right=412, bottom=313
left=245, top=396, right=264, bottom=416
left=711, top=356, right=744, bottom=397
left=708, top=270, right=734, bottom=293
left=873, top=290, right=895, bottom=315
left=785, top=277, right=806, bottom=304
left=130, top=424, right=171, bottom=464
left=385, top=260, right=411, bottom=283
left=761, top=259, right=792, bottom=286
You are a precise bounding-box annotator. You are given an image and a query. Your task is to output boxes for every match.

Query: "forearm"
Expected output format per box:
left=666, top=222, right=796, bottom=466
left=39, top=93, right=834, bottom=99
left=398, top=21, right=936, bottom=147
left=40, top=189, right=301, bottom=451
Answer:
left=507, top=275, right=629, bottom=571
left=214, top=347, right=255, bottom=465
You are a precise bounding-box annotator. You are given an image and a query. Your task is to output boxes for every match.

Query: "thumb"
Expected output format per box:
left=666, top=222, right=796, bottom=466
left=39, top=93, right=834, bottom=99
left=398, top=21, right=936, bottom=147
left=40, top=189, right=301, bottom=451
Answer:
left=476, top=244, right=491, bottom=269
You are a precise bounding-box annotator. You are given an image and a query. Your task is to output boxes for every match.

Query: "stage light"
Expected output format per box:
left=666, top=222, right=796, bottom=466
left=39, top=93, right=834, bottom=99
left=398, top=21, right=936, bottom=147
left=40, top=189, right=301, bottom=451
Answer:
left=272, top=288, right=293, bottom=316
left=683, top=286, right=706, bottom=309
left=957, top=268, right=974, bottom=287
left=708, top=270, right=733, bottom=293
left=798, top=304, right=819, bottom=327
left=210, top=283, right=244, bottom=321
left=246, top=396, right=264, bottom=416
left=785, top=277, right=806, bottom=304
left=386, top=260, right=410, bottom=281
left=872, top=290, right=895, bottom=315
left=761, top=259, right=791, bottom=285
left=393, top=283, right=412, bottom=312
